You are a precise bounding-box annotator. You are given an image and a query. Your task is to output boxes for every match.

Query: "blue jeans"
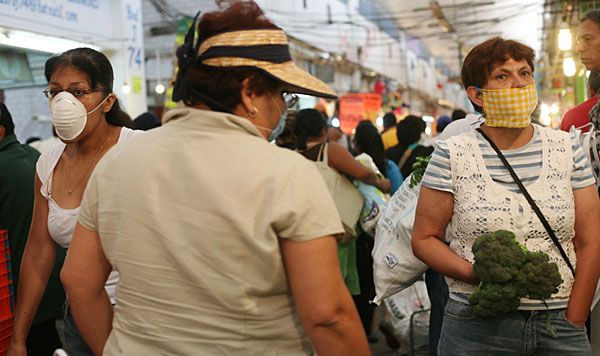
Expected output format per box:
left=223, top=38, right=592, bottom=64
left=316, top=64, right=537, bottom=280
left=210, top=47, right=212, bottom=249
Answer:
left=64, top=306, right=94, bottom=356
left=439, top=299, right=591, bottom=355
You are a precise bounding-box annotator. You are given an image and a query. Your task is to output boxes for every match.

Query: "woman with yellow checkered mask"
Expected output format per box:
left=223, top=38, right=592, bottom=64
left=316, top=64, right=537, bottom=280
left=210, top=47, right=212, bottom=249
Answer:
left=411, top=37, right=600, bottom=355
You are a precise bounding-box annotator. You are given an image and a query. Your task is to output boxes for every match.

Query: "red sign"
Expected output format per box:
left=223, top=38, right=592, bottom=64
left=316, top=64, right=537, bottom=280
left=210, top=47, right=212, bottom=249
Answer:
left=339, top=93, right=382, bottom=134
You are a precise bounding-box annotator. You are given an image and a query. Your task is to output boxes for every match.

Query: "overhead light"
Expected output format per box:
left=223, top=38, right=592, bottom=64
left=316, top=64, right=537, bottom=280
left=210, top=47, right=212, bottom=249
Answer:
left=376, top=116, right=383, bottom=127
left=331, top=118, right=340, bottom=127
left=541, top=103, right=550, bottom=117
left=558, top=26, right=572, bottom=51
left=541, top=113, right=552, bottom=126
left=0, top=27, right=99, bottom=54
left=563, top=56, right=576, bottom=77
left=550, top=103, right=559, bottom=114
left=121, top=83, right=131, bottom=95
left=155, top=83, right=165, bottom=94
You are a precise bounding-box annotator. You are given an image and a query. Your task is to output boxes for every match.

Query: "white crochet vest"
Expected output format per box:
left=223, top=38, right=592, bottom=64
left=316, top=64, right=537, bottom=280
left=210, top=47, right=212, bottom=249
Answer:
left=445, top=127, right=576, bottom=300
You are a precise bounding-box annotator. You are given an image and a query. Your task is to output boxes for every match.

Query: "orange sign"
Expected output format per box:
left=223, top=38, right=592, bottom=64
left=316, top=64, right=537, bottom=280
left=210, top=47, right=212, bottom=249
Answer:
left=339, top=93, right=382, bottom=134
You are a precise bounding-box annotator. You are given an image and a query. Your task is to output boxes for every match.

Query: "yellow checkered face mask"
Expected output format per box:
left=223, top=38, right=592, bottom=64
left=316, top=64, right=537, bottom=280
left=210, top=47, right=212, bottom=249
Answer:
left=481, top=84, right=538, bottom=128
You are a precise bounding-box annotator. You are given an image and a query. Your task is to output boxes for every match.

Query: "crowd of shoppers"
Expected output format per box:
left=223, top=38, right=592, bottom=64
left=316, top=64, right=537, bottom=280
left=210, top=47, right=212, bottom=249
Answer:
left=1, top=2, right=600, bottom=356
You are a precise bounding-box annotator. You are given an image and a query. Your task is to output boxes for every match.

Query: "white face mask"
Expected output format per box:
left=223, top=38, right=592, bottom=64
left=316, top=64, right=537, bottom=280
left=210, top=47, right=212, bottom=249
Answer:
left=50, top=91, right=109, bottom=141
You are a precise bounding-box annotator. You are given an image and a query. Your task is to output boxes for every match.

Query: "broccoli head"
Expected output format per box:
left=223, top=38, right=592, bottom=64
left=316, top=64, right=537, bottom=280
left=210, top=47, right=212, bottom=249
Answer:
left=469, top=230, right=564, bottom=318
left=469, top=282, right=520, bottom=318
left=472, top=230, right=528, bottom=283
left=514, top=251, right=563, bottom=300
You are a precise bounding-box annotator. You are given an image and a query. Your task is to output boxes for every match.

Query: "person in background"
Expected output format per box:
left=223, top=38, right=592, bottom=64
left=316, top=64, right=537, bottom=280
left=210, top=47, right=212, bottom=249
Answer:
left=413, top=36, right=600, bottom=355
left=132, top=111, right=161, bottom=131
left=275, top=111, right=297, bottom=150
left=328, top=125, right=353, bottom=153
left=385, top=115, right=434, bottom=178
left=351, top=120, right=402, bottom=343
left=9, top=48, right=137, bottom=356
left=294, top=109, right=390, bottom=329
left=59, top=2, right=370, bottom=355
left=451, top=109, right=467, bottom=121
left=29, top=129, right=61, bottom=154
left=294, top=109, right=391, bottom=194
left=25, top=137, right=41, bottom=145
left=561, top=71, right=600, bottom=133
left=577, top=10, right=600, bottom=77
left=380, top=112, right=398, bottom=150
left=436, top=115, right=452, bottom=134
left=0, top=104, right=65, bottom=356
left=355, top=120, right=402, bottom=194
left=576, top=9, right=600, bottom=350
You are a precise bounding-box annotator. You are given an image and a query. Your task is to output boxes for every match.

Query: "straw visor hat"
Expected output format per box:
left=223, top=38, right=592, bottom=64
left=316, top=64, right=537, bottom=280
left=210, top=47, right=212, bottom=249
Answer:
left=197, top=29, right=337, bottom=99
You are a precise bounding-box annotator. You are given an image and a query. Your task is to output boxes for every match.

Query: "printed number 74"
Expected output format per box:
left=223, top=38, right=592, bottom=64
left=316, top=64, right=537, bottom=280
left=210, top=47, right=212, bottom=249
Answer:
left=128, top=46, right=142, bottom=70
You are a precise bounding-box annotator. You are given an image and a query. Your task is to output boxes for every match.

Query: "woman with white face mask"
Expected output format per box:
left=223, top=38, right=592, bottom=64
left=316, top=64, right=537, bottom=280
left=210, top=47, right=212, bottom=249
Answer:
left=9, top=48, right=139, bottom=356
left=411, top=37, right=600, bottom=355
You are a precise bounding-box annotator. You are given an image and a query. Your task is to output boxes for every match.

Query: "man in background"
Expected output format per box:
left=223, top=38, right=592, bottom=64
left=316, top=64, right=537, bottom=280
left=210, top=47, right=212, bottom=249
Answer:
left=0, top=103, right=65, bottom=355
left=380, top=112, right=398, bottom=150
left=451, top=109, right=467, bottom=121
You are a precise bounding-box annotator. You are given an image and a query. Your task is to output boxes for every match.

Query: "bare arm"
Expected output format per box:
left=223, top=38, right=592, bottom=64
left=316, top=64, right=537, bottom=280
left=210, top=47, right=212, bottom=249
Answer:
left=9, top=176, right=57, bottom=356
left=61, top=222, right=113, bottom=356
left=327, top=142, right=391, bottom=193
left=411, top=186, right=478, bottom=284
left=566, top=185, right=600, bottom=325
left=280, top=236, right=370, bottom=356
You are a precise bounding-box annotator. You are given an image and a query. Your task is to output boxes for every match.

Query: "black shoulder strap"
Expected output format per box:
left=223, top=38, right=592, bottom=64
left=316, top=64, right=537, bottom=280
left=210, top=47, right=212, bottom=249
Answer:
left=476, top=128, right=575, bottom=276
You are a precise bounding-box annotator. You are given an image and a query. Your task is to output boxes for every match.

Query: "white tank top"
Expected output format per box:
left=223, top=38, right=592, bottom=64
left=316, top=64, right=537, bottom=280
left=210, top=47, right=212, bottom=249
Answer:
left=36, top=127, right=140, bottom=303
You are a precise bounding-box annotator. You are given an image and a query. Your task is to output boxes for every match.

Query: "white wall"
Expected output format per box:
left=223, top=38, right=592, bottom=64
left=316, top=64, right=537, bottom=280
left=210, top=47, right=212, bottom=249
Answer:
left=6, top=87, right=52, bottom=142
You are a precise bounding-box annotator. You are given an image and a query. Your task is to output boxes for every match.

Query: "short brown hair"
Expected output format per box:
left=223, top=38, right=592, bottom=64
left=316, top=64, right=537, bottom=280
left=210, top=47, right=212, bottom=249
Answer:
left=176, top=1, right=281, bottom=109
left=461, top=37, right=535, bottom=112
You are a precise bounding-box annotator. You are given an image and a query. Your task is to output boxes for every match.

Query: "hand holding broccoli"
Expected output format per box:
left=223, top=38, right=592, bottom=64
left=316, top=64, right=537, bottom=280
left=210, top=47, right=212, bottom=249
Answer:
left=468, top=230, right=563, bottom=318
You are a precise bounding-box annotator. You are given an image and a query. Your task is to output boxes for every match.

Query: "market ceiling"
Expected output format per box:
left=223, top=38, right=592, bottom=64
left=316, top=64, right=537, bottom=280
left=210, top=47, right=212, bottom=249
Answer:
left=374, top=0, right=544, bottom=74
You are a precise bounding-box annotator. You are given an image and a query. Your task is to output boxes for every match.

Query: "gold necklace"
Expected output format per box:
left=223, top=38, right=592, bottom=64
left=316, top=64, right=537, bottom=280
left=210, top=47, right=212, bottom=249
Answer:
left=66, top=130, right=114, bottom=195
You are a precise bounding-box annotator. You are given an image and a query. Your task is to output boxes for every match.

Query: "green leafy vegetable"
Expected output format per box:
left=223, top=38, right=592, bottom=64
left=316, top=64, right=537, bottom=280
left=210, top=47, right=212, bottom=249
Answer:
left=469, top=230, right=563, bottom=319
left=409, top=155, right=431, bottom=188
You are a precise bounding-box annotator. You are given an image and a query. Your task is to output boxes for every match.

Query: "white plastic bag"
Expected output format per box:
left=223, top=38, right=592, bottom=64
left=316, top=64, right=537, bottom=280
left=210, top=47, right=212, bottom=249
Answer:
left=372, top=174, right=428, bottom=304
left=354, top=153, right=388, bottom=236
left=382, top=281, right=430, bottom=355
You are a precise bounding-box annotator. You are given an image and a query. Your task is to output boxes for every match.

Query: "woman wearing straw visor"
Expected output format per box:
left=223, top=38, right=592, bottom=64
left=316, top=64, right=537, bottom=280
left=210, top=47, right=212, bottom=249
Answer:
left=60, top=2, right=370, bottom=355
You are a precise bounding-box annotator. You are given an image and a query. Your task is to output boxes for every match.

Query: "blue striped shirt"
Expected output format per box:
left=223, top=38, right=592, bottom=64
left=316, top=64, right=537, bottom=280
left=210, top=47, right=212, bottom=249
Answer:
left=422, top=125, right=596, bottom=193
